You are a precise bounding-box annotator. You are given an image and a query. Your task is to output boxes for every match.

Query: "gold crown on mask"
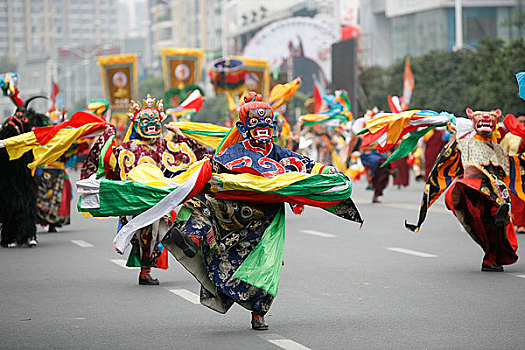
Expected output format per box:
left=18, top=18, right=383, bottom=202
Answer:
left=127, top=93, right=167, bottom=122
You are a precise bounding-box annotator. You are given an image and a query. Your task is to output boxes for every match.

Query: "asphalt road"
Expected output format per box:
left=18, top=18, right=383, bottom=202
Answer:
left=1, top=170, right=524, bottom=350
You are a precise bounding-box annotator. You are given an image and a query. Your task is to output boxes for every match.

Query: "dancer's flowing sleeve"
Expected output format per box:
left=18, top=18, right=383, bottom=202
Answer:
left=506, top=153, right=525, bottom=202
left=405, top=140, right=463, bottom=232
left=80, top=124, right=119, bottom=180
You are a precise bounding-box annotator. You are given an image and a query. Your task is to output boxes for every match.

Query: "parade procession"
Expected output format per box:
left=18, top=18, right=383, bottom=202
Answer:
left=1, top=1, right=525, bottom=349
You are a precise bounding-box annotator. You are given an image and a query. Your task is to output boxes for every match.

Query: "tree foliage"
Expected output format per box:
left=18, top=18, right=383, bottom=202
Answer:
left=137, top=75, right=164, bottom=100
left=361, top=38, right=525, bottom=116
left=193, top=93, right=229, bottom=125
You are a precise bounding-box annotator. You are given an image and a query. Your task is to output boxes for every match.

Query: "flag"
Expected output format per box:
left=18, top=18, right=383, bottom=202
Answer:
left=268, top=77, right=302, bottom=109
left=50, top=80, right=60, bottom=106
left=388, top=95, right=403, bottom=113
left=178, top=89, right=203, bottom=112
left=402, top=57, right=415, bottom=108
left=313, top=78, right=323, bottom=113
left=356, top=110, right=454, bottom=154
left=0, top=111, right=109, bottom=172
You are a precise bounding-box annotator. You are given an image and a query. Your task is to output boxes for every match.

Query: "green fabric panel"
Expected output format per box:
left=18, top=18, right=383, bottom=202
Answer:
left=341, top=91, right=351, bottom=112
left=272, top=173, right=352, bottom=201
left=214, top=127, right=236, bottom=155
left=382, top=125, right=441, bottom=167
left=96, top=134, right=115, bottom=178
left=217, top=172, right=353, bottom=202
left=233, top=206, right=286, bottom=297
left=175, top=205, right=192, bottom=222
left=95, top=179, right=173, bottom=217
left=126, top=247, right=141, bottom=267
left=302, top=114, right=348, bottom=126
left=324, top=206, right=337, bottom=215
left=321, top=166, right=336, bottom=174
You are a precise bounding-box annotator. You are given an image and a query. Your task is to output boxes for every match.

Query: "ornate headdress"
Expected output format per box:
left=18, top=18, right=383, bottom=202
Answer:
left=126, top=94, right=167, bottom=139
left=127, top=94, right=167, bottom=121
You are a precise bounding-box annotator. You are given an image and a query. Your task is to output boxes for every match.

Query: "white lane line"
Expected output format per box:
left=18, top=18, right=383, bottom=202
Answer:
left=267, top=339, right=311, bottom=350
left=71, top=240, right=94, bottom=248
left=514, top=274, right=525, bottom=279
left=109, top=259, right=138, bottom=269
left=353, top=198, right=448, bottom=213
left=386, top=247, right=438, bottom=258
left=168, top=288, right=200, bottom=304
left=301, top=230, right=336, bottom=238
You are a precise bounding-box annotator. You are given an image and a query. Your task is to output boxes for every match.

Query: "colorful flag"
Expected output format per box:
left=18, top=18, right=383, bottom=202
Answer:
left=268, top=77, right=302, bottom=109
left=313, top=77, right=324, bottom=113
left=402, top=57, right=415, bottom=108
left=0, top=111, right=109, bottom=172
left=356, top=110, right=454, bottom=164
left=50, top=80, right=60, bottom=108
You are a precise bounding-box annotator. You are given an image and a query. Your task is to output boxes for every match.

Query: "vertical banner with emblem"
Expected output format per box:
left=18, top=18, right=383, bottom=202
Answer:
left=161, top=48, right=204, bottom=91
left=98, top=54, right=138, bottom=135
left=235, top=57, right=270, bottom=99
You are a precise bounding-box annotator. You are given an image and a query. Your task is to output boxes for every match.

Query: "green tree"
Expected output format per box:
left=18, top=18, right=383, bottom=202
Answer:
left=360, top=38, right=525, bottom=117
left=193, top=93, right=229, bottom=125
left=137, top=75, right=164, bottom=100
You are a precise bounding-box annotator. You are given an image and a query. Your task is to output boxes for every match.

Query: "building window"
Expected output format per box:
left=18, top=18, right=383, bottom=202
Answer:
left=464, top=8, right=497, bottom=47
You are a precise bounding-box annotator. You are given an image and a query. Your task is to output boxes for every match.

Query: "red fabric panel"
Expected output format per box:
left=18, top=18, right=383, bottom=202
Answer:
left=504, top=114, right=525, bottom=139
left=362, top=125, right=388, bottom=147
left=446, top=179, right=518, bottom=265
left=214, top=191, right=341, bottom=208
left=34, top=111, right=107, bottom=145
left=313, top=83, right=322, bottom=113
left=57, top=176, right=71, bottom=217
left=156, top=248, right=169, bottom=270
left=186, top=160, right=213, bottom=200
left=511, top=192, right=525, bottom=226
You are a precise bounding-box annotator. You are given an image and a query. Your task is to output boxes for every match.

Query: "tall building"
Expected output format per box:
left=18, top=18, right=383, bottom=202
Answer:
left=148, top=0, right=223, bottom=68
left=0, top=0, right=119, bottom=62
left=0, top=0, right=120, bottom=112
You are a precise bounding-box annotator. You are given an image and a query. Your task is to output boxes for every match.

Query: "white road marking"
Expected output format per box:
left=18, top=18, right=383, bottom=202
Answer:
left=353, top=198, right=448, bottom=213
left=514, top=274, right=525, bottom=279
left=301, top=230, right=336, bottom=238
left=267, top=339, right=312, bottom=350
left=168, top=288, right=200, bottom=304
left=386, top=247, right=438, bottom=258
left=71, top=240, right=93, bottom=248
left=109, top=259, right=138, bottom=269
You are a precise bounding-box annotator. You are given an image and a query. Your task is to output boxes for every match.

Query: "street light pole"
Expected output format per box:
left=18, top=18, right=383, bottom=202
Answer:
left=454, top=0, right=463, bottom=51
left=85, top=58, right=90, bottom=105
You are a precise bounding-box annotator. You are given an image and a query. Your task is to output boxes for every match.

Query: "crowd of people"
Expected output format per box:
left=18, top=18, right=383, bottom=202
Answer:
left=1, top=71, right=525, bottom=331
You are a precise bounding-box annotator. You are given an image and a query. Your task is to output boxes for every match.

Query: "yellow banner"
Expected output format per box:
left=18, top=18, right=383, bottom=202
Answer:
left=235, top=56, right=270, bottom=99
left=98, top=55, right=138, bottom=114
left=161, top=48, right=204, bottom=91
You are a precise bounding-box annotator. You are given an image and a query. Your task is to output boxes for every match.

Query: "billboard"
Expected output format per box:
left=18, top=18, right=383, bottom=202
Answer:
left=242, top=17, right=337, bottom=83
left=332, top=39, right=358, bottom=117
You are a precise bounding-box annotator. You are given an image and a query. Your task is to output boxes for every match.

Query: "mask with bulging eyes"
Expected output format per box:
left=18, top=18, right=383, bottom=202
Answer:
left=136, top=108, right=162, bottom=138
left=236, top=107, right=277, bottom=143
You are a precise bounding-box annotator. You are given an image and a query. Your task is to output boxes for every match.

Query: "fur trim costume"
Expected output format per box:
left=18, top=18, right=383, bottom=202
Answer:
left=0, top=74, right=49, bottom=247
